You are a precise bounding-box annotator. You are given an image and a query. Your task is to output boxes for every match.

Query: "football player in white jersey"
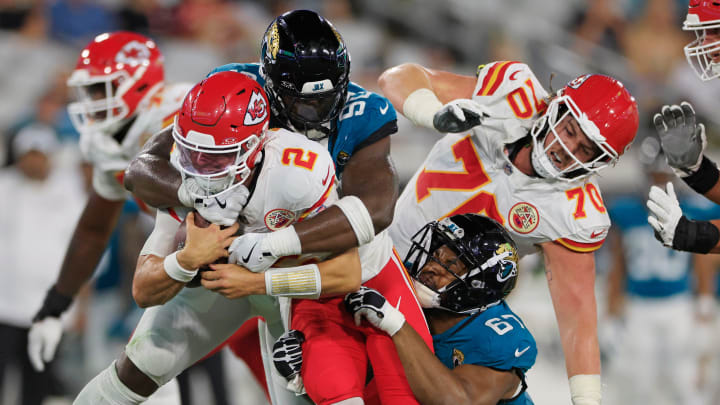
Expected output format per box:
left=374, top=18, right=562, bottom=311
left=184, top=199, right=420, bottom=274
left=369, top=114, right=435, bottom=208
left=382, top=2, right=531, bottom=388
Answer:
left=647, top=0, right=720, bottom=254
left=26, top=31, right=192, bottom=404
left=378, top=62, right=639, bottom=405
left=73, top=71, right=428, bottom=405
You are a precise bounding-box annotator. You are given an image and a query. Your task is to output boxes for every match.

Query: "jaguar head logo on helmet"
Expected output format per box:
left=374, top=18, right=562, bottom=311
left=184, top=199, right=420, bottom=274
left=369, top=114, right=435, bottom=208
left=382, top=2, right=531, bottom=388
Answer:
left=67, top=31, right=164, bottom=135
left=172, top=71, right=269, bottom=199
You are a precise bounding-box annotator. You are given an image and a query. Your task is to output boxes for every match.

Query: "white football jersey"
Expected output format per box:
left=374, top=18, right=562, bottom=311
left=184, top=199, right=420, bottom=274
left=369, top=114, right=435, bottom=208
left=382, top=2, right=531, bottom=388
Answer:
left=144, top=126, right=392, bottom=283
left=81, top=83, right=192, bottom=201
left=390, top=61, right=610, bottom=259
left=143, top=128, right=337, bottom=257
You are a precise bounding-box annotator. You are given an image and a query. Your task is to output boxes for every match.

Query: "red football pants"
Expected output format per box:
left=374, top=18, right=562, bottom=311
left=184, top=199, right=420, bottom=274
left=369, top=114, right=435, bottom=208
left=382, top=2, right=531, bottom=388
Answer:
left=292, top=251, right=432, bottom=405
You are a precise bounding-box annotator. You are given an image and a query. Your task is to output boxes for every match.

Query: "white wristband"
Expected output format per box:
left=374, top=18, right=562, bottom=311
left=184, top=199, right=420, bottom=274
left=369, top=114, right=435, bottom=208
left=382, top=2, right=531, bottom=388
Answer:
left=163, top=251, right=198, bottom=283
left=266, top=226, right=302, bottom=257
left=333, top=195, right=375, bottom=246
left=402, top=88, right=443, bottom=129
left=569, top=374, right=601, bottom=405
left=264, top=264, right=321, bottom=299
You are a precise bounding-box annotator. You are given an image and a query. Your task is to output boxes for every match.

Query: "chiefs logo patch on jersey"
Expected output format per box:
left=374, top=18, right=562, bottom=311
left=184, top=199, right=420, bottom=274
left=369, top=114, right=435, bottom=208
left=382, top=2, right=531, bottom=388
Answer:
left=508, top=202, right=539, bottom=234
left=264, top=208, right=295, bottom=231
left=452, top=348, right=465, bottom=367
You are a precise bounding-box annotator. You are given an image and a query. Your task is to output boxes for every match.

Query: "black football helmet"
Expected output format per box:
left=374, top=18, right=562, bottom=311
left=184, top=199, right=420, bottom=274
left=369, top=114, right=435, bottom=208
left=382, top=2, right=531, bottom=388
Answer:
left=404, top=214, right=519, bottom=314
left=260, top=9, right=350, bottom=140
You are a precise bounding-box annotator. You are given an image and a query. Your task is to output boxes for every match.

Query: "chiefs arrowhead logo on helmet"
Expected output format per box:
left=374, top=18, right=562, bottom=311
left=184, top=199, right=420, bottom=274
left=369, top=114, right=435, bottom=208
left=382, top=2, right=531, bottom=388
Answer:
left=115, top=41, right=151, bottom=66
left=245, top=90, right=268, bottom=125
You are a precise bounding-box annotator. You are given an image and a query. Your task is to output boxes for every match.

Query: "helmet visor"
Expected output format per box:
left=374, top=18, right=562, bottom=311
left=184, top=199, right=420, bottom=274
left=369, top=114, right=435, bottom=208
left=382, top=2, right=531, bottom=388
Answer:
left=172, top=126, right=261, bottom=198
left=277, top=83, right=346, bottom=125
left=178, top=147, right=241, bottom=176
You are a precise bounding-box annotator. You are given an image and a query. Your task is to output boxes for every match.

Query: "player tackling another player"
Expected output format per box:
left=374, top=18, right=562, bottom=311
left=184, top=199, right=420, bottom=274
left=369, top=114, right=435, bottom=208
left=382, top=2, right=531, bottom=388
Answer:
left=377, top=61, right=638, bottom=405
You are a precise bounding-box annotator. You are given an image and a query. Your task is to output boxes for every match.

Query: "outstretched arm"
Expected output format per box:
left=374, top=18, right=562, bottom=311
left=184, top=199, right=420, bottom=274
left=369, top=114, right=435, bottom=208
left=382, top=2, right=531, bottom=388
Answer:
left=200, top=248, right=362, bottom=299
left=391, top=324, right=521, bottom=405
left=378, top=63, right=476, bottom=111
left=123, top=126, right=182, bottom=208
left=344, top=287, right=521, bottom=405
left=541, top=241, right=602, bottom=405
left=378, top=63, right=486, bottom=132
left=294, top=136, right=398, bottom=252
left=54, top=192, right=125, bottom=297
left=28, top=191, right=124, bottom=371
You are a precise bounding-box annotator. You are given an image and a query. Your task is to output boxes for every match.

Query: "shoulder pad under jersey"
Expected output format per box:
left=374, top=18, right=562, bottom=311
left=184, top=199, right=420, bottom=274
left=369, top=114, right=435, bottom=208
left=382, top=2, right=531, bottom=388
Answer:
left=207, top=63, right=264, bottom=86
left=332, top=82, right=397, bottom=171
left=472, top=61, right=549, bottom=121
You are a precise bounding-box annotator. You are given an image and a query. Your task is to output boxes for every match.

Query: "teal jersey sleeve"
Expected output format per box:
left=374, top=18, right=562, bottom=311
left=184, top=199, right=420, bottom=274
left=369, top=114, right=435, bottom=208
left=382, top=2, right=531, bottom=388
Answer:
left=330, top=82, right=398, bottom=174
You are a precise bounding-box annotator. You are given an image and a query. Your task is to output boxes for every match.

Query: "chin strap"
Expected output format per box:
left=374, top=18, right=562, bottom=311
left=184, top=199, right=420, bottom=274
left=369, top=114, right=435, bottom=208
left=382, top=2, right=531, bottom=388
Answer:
left=412, top=280, right=441, bottom=309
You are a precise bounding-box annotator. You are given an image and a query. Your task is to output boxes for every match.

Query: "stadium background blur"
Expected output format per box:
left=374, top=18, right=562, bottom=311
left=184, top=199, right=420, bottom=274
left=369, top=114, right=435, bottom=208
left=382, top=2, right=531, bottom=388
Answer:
left=1, top=0, right=719, bottom=404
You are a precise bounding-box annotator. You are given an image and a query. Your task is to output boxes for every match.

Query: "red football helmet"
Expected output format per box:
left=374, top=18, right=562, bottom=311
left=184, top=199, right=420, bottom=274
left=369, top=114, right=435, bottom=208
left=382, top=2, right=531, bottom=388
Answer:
left=172, top=71, right=269, bottom=198
left=683, top=0, right=720, bottom=81
left=67, top=31, right=164, bottom=134
left=530, top=74, right=638, bottom=181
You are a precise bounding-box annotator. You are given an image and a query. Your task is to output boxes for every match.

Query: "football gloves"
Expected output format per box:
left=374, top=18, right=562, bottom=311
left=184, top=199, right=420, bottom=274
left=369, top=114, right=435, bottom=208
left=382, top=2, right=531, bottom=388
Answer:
left=653, top=101, right=706, bottom=176
left=647, top=182, right=683, bottom=247
left=28, top=287, right=73, bottom=372
left=433, top=99, right=488, bottom=133
left=229, top=232, right=278, bottom=272
left=178, top=180, right=249, bottom=227
left=344, top=286, right=405, bottom=336
left=272, top=329, right=305, bottom=380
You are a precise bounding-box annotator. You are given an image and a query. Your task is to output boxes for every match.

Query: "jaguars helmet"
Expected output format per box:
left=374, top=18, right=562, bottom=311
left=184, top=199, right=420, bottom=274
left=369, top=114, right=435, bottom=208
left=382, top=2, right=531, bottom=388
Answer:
left=260, top=9, right=350, bottom=140
left=404, top=214, right=520, bottom=314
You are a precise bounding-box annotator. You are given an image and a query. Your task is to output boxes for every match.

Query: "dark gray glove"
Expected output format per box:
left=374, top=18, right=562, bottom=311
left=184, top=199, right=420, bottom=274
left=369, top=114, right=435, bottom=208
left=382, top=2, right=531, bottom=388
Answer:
left=272, top=329, right=304, bottom=380
left=433, top=99, right=488, bottom=133
left=653, top=101, right=706, bottom=176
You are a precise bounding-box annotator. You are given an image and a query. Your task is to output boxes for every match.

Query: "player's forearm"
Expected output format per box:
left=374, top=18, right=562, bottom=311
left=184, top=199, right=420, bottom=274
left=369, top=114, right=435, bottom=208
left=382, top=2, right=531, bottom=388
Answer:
left=294, top=140, right=399, bottom=253
left=132, top=255, right=186, bottom=307
left=392, top=324, right=475, bottom=405
left=317, top=248, right=361, bottom=296
left=54, top=195, right=125, bottom=297
left=543, top=244, right=601, bottom=376
left=293, top=185, right=395, bottom=254
left=553, top=292, right=601, bottom=376
left=293, top=206, right=357, bottom=253
left=123, top=127, right=183, bottom=208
